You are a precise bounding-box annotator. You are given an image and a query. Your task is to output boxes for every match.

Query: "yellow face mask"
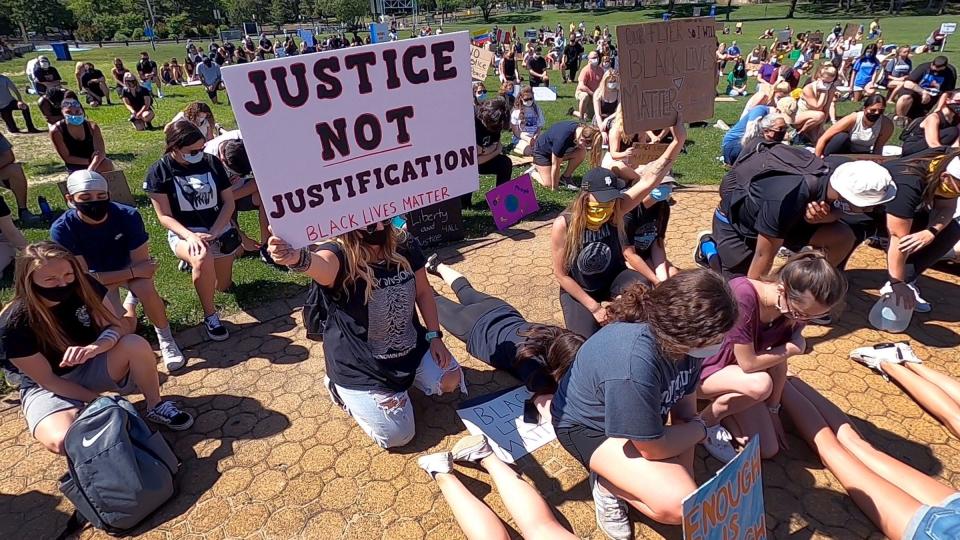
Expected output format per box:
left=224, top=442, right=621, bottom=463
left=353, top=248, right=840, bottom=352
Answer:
left=585, top=201, right=615, bottom=231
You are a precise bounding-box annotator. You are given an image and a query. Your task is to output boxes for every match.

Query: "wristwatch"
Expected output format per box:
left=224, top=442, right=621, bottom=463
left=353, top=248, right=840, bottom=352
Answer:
left=425, top=330, right=444, bottom=341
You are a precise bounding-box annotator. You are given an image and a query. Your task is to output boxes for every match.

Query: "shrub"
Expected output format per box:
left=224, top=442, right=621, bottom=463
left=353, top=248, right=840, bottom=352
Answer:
left=131, top=27, right=144, bottom=40
left=113, top=32, right=129, bottom=41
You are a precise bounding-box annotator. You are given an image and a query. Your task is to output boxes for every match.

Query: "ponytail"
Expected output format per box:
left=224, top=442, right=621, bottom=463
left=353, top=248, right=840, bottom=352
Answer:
left=769, top=250, right=848, bottom=312
left=582, top=124, right=603, bottom=167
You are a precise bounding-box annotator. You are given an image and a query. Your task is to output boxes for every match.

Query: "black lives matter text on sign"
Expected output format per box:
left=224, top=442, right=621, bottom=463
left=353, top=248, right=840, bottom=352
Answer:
left=405, top=197, right=464, bottom=246
left=616, top=18, right=718, bottom=134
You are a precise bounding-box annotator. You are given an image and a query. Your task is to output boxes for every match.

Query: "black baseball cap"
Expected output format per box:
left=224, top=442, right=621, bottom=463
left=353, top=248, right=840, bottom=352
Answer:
left=581, top=167, right=625, bottom=203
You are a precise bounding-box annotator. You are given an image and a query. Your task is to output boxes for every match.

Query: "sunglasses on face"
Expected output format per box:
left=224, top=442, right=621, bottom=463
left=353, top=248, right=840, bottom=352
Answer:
left=364, top=220, right=388, bottom=233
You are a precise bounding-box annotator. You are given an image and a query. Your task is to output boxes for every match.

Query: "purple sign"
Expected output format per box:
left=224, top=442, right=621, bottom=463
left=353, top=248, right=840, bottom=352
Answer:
left=485, top=174, right=540, bottom=231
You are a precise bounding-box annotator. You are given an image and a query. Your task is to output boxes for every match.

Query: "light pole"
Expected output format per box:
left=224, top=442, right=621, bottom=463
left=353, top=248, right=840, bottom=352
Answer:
left=145, top=0, right=158, bottom=50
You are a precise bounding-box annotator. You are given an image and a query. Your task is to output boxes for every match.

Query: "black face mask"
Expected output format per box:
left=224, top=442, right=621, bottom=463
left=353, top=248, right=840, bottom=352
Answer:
left=75, top=199, right=110, bottom=221
left=865, top=111, right=883, bottom=122
left=33, top=281, right=76, bottom=303
left=948, top=103, right=960, bottom=115
left=360, top=228, right=390, bottom=246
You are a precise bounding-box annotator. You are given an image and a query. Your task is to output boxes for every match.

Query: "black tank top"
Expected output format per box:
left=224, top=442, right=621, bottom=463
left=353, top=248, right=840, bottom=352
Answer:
left=901, top=111, right=960, bottom=156
left=503, top=58, right=517, bottom=80
left=599, top=98, right=619, bottom=118
left=561, top=213, right=626, bottom=298
left=59, top=121, right=94, bottom=162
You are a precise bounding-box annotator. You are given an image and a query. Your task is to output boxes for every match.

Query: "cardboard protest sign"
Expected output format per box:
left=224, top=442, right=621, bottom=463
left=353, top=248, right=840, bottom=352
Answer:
left=485, top=173, right=539, bottom=230
left=222, top=33, right=478, bottom=248
left=457, top=386, right=555, bottom=463
left=776, top=30, right=791, bottom=44
left=616, top=18, right=718, bottom=134
left=843, top=23, right=860, bottom=38
left=942, top=22, right=957, bottom=35
left=369, top=23, right=389, bottom=43
left=683, top=437, right=765, bottom=540
left=470, top=44, right=494, bottom=80
left=631, top=143, right=670, bottom=165
left=405, top=197, right=464, bottom=246
left=808, top=31, right=823, bottom=44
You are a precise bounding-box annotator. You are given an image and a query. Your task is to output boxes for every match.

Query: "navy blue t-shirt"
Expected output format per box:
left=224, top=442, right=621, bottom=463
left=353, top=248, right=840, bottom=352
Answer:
left=535, top=121, right=579, bottom=158
left=551, top=322, right=702, bottom=440
left=50, top=202, right=149, bottom=272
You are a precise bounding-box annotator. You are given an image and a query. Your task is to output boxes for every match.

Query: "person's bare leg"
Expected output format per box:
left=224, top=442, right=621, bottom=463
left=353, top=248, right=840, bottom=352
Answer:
left=790, top=378, right=957, bottom=505
left=434, top=472, right=511, bottom=540
left=882, top=362, right=960, bottom=439
left=700, top=365, right=774, bottom=425
left=895, top=94, right=913, bottom=118
left=729, top=402, right=780, bottom=459
left=175, top=243, right=216, bottom=316
left=32, top=409, right=78, bottom=454
left=105, top=334, right=162, bottom=408
left=590, top=438, right=697, bottom=525
left=781, top=381, right=923, bottom=539
left=481, top=454, right=578, bottom=539
left=907, top=363, right=960, bottom=407
left=562, top=147, right=586, bottom=178
left=0, top=163, right=28, bottom=210
left=533, top=164, right=554, bottom=190
left=127, top=277, right=170, bottom=329
left=94, top=158, right=115, bottom=173
left=213, top=255, right=235, bottom=292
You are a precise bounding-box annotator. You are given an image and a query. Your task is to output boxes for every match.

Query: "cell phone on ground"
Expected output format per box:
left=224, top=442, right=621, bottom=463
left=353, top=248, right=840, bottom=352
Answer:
left=523, top=398, right=540, bottom=424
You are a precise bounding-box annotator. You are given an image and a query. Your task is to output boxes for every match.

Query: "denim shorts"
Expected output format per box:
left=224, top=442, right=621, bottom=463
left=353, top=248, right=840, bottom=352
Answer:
left=904, top=493, right=960, bottom=540
left=167, top=227, right=238, bottom=259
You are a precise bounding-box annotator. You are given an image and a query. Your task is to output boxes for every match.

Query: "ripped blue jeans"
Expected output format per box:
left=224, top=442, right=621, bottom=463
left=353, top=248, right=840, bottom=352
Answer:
left=334, top=351, right=466, bottom=449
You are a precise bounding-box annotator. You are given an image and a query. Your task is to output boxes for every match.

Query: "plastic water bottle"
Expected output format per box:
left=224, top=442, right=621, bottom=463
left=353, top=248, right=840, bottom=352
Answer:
left=37, top=196, right=52, bottom=219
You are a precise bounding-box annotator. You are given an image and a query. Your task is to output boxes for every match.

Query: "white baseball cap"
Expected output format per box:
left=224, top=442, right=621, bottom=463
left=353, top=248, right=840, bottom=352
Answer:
left=66, top=170, right=108, bottom=195
left=829, top=161, right=896, bottom=208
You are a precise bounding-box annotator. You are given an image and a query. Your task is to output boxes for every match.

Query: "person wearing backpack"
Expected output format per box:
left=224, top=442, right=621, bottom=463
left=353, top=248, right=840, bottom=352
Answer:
left=0, top=242, right=193, bottom=455
left=703, top=149, right=896, bottom=284
left=900, top=90, right=960, bottom=157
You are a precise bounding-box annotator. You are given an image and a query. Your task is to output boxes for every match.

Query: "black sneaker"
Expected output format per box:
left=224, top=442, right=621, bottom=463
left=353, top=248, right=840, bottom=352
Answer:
left=17, top=209, right=44, bottom=227
left=146, top=400, right=194, bottom=430
left=425, top=253, right=442, bottom=276
left=204, top=313, right=229, bottom=341
left=178, top=260, right=192, bottom=273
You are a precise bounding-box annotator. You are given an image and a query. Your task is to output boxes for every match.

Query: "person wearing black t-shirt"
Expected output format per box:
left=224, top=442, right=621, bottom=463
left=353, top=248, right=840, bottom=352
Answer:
left=560, top=37, right=583, bottom=84
left=267, top=223, right=465, bottom=449
left=710, top=155, right=896, bottom=281
left=895, top=56, right=957, bottom=120
left=1, top=242, right=193, bottom=454
left=144, top=122, right=237, bottom=341
left=465, top=97, right=513, bottom=208
left=532, top=120, right=599, bottom=190
left=869, top=151, right=960, bottom=313
left=623, top=179, right=678, bottom=285
left=136, top=51, right=161, bottom=98
left=900, top=91, right=960, bottom=157
left=120, top=73, right=155, bottom=131
left=78, top=62, right=111, bottom=106
left=527, top=46, right=549, bottom=87
left=31, top=56, right=62, bottom=93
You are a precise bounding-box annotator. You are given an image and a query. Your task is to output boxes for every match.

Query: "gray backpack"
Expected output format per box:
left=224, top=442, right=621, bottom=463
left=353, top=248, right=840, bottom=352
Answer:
left=58, top=396, right=179, bottom=536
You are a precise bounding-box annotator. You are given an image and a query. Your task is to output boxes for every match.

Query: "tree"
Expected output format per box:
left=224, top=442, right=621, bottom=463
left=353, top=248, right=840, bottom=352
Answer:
left=315, top=0, right=368, bottom=26
left=3, top=0, right=74, bottom=36
left=270, top=0, right=297, bottom=27
left=435, top=0, right=461, bottom=14
left=475, top=0, right=494, bottom=22
left=787, top=0, right=799, bottom=18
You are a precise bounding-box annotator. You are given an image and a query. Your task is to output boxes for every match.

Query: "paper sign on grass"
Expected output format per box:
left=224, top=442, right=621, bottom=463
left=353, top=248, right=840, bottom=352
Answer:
left=531, top=86, right=557, bottom=101
left=682, top=437, right=766, bottom=540
left=470, top=45, right=494, bottom=81
left=222, top=33, right=478, bottom=248
left=616, top=18, right=718, bottom=134
left=457, top=386, right=555, bottom=464
left=486, top=173, right=539, bottom=231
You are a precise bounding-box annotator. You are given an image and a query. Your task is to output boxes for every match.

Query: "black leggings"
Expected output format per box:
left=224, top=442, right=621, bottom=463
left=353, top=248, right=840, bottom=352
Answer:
left=906, top=219, right=960, bottom=282
left=436, top=277, right=509, bottom=342
left=461, top=153, right=513, bottom=208
left=560, top=269, right=645, bottom=339
left=821, top=132, right=874, bottom=156
left=902, top=127, right=960, bottom=157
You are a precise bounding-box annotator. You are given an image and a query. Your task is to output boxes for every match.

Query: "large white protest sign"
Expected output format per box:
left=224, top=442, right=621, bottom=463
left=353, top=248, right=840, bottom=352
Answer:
left=457, top=386, right=555, bottom=464
left=222, top=32, right=478, bottom=247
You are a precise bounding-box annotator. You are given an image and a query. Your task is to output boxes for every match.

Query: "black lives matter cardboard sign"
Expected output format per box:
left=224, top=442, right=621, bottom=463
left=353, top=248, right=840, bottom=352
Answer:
left=616, top=18, right=718, bottom=134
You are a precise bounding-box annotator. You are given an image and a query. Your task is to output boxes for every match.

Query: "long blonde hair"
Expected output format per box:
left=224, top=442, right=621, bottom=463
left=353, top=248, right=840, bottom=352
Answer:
left=561, top=191, right=627, bottom=271
left=11, top=242, right=121, bottom=355
left=334, top=225, right=412, bottom=303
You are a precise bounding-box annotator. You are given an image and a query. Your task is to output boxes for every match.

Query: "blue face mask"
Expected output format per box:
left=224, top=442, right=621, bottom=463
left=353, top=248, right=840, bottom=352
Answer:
left=65, top=114, right=85, bottom=126
left=476, top=91, right=487, bottom=101
left=650, top=184, right=673, bottom=202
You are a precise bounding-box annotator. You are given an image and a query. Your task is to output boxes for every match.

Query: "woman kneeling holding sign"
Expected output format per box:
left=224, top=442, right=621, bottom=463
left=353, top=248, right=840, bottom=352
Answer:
left=268, top=222, right=465, bottom=449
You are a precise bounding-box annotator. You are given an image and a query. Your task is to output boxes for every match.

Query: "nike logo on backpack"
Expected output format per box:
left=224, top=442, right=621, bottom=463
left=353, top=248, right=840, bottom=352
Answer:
left=82, top=424, right=111, bottom=447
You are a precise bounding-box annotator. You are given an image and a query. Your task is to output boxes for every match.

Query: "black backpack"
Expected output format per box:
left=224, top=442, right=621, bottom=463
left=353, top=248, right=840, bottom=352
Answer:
left=719, top=139, right=829, bottom=214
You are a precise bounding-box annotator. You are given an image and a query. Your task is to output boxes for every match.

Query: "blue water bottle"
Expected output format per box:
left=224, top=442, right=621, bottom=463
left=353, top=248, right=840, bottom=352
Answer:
left=701, top=238, right=721, bottom=273
left=37, top=196, right=53, bottom=219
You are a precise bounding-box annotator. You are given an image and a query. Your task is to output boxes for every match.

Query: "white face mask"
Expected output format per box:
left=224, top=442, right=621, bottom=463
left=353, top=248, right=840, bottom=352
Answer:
left=181, top=150, right=204, bottom=164
left=523, top=99, right=533, bottom=107
left=590, top=58, right=599, bottom=66
left=687, top=343, right=724, bottom=359
left=607, top=82, right=619, bottom=90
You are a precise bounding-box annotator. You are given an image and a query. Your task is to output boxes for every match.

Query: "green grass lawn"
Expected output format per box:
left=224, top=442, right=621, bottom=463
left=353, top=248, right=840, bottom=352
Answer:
left=0, top=4, right=953, bottom=329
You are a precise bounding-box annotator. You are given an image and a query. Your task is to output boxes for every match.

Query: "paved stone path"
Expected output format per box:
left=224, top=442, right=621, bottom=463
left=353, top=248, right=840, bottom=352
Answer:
left=3, top=188, right=960, bottom=539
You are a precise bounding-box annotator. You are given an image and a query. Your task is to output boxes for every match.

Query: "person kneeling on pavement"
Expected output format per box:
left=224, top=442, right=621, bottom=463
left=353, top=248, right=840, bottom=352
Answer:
left=50, top=170, right=187, bottom=371
left=0, top=242, right=193, bottom=455
left=267, top=221, right=465, bottom=449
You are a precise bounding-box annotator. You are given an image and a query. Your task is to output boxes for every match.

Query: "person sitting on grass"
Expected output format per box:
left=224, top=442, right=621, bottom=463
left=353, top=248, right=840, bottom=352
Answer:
left=697, top=252, right=846, bottom=464
left=120, top=72, right=155, bottom=131
left=551, top=271, right=738, bottom=538
left=167, top=101, right=217, bottom=141
left=110, top=58, right=129, bottom=95
left=850, top=44, right=883, bottom=102
left=266, top=220, right=465, bottom=450
left=0, top=242, right=194, bottom=455
left=795, top=65, right=839, bottom=143
left=531, top=121, right=599, bottom=190
left=593, top=68, right=620, bottom=135
left=601, top=108, right=687, bottom=184
left=726, top=59, right=749, bottom=97
left=168, top=58, right=185, bottom=85
left=509, top=86, right=545, bottom=156
left=815, top=94, right=894, bottom=157
left=526, top=46, right=549, bottom=88
left=0, top=73, right=42, bottom=133
left=499, top=50, right=520, bottom=84
left=144, top=122, right=237, bottom=342
left=465, top=97, right=513, bottom=208
left=783, top=375, right=960, bottom=540
left=50, top=170, right=187, bottom=372
left=38, top=87, right=68, bottom=128
left=740, top=80, right=790, bottom=120
left=571, top=51, right=604, bottom=121
left=136, top=51, right=162, bottom=98
left=78, top=62, right=111, bottom=107
left=900, top=90, right=960, bottom=157
left=418, top=434, right=580, bottom=540
left=50, top=98, right=114, bottom=174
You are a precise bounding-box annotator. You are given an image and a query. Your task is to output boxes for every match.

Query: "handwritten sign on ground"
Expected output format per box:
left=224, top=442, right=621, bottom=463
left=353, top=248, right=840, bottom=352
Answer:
left=222, top=32, right=478, bottom=248
left=405, top=197, right=464, bottom=246
left=486, top=173, right=539, bottom=230
left=470, top=44, right=494, bottom=81
left=532, top=86, right=557, bottom=101
left=843, top=23, right=860, bottom=38
left=682, top=437, right=765, bottom=540
left=616, top=18, right=717, bottom=134
left=457, top=386, right=555, bottom=464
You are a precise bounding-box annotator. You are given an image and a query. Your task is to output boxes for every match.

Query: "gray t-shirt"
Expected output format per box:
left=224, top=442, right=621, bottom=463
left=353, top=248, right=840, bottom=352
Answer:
left=551, top=322, right=702, bottom=440
left=0, top=75, right=17, bottom=109
left=197, top=62, right=222, bottom=85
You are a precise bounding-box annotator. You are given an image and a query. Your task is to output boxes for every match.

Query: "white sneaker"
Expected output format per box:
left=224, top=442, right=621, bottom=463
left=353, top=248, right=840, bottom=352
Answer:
left=451, top=434, right=493, bottom=463
left=909, top=282, right=932, bottom=313
left=590, top=472, right=632, bottom=540
left=417, top=451, right=453, bottom=478
left=702, top=424, right=738, bottom=464
left=851, top=342, right=922, bottom=368
left=159, top=338, right=187, bottom=371
left=714, top=119, right=731, bottom=131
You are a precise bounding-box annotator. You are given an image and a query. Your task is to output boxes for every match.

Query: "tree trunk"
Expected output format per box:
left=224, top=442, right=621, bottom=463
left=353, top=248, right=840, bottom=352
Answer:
left=726, top=0, right=732, bottom=21
left=938, top=0, right=946, bottom=13
left=787, top=0, right=798, bottom=18
left=18, top=21, right=28, bottom=41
